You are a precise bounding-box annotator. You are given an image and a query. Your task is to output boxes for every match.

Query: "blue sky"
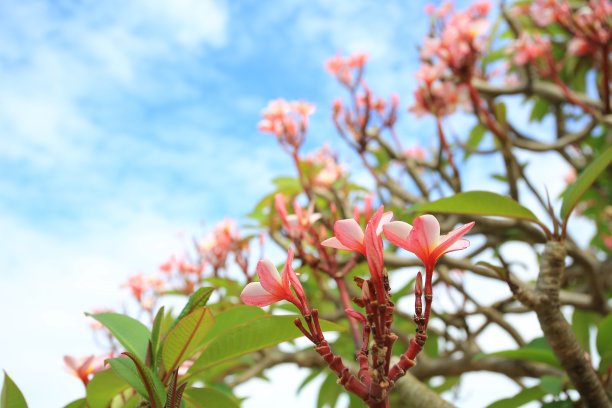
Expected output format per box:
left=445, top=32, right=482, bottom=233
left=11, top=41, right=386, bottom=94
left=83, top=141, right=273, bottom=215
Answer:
left=0, top=0, right=572, bottom=406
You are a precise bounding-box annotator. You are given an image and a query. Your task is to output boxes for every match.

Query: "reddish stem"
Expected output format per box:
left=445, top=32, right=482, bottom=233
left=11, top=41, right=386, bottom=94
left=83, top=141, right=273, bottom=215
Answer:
left=601, top=43, right=610, bottom=114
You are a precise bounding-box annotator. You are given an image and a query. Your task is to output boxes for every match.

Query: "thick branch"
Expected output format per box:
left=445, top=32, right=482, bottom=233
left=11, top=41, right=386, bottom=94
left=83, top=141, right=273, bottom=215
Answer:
left=534, top=242, right=610, bottom=407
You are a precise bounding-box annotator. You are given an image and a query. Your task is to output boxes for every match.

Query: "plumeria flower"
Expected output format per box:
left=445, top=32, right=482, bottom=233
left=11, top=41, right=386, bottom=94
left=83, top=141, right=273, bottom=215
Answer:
left=64, top=354, right=106, bottom=386
left=275, top=193, right=321, bottom=238
left=321, top=207, right=392, bottom=255
left=383, top=214, right=474, bottom=271
left=241, top=248, right=308, bottom=314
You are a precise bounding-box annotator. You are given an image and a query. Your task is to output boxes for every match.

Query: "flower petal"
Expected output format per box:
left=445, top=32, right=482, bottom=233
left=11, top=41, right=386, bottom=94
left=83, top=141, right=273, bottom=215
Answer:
left=383, top=221, right=413, bottom=245
left=321, top=237, right=353, bottom=251
left=376, top=211, right=394, bottom=235
left=430, top=221, right=475, bottom=260
left=240, top=282, right=281, bottom=307
left=413, top=214, right=440, bottom=249
left=257, top=259, right=283, bottom=295
left=333, top=219, right=365, bottom=253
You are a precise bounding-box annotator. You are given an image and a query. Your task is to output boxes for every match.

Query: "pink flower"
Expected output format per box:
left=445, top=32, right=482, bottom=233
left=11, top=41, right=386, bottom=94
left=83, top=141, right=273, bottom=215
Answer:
left=258, top=99, right=315, bottom=151
left=321, top=207, right=392, bottom=255
left=509, top=33, right=551, bottom=66
left=567, top=37, right=596, bottom=57
left=602, top=235, right=612, bottom=251
left=64, top=354, right=107, bottom=386
left=383, top=214, right=474, bottom=271
left=275, top=193, right=321, bottom=238
left=240, top=249, right=308, bottom=314
left=325, top=52, right=369, bottom=87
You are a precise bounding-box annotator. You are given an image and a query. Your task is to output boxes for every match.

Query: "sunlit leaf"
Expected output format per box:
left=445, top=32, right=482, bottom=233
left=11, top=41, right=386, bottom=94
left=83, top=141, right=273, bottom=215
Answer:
left=412, top=191, right=539, bottom=223
left=1, top=372, right=28, bottom=408
left=85, top=369, right=130, bottom=408
left=172, top=287, right=214, bottom=329
left=62, top=399, right=86, bottom=408
left=483, top=337, right=561, bottom=368
left=183, top=387, right=240, bottom=408
left=488, top=386, right=547, bottom=408
left=162, top=307, right=215, bottom=374
left=561, top=145, right=612, bottom=221
left=107, top=355, right=165, bottom=407
left=596, top=314, right=612, bottom=373
left=87, top=313, right=151, bottom=362
left=317, top=372, right=341, bottom=408
left=189, top=315, right=344, bottom=374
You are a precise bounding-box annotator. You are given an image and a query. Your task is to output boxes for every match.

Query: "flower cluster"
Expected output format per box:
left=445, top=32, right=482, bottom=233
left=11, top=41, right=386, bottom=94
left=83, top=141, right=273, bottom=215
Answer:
left=410, top=1, right=490, bottom=117
left=325, top=52, right=368, bottom=88
left=258, top=99, right=316, bottom=152
left=508, top=32, right=552, bottom=66
left=275, top=193, right=321, bottom=240
left=514, top=0, right=611, bottom=57
left=122, top=273, right=165, bottom=311
left=241, top=206, right=474, bottom=403
left=302, top=144, right=347, bottom=188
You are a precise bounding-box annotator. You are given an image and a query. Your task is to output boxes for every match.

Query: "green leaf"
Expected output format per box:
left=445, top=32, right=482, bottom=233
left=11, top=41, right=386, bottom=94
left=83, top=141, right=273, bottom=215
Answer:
left=487, top=386, right=547, bottom=408
left=481, top=48, right=507, bottom=66
left=423, top=332, right=439, bottom=358
left=204, top=305, right=266, bottom=341
left=571, top=309, right=599, bottom=352
left=596, top=314, right=612, bottom=360
left=561, top=145, right=612, bottom=221
left=317, top=372, right=341, bottom=408
left=183, top=387, right=240, bottom=408
left=86, top=369, right=130, bottom=408
left=412, top=191, right=539, bottom=223
left=162, top=307, right=215, bottom=374
left=272, top=176, right=302, bottom=195
left=540, top=376, right=563, bottom=396
left=106, top=357, right=148, bottom=400
left=297, top=369, right=323, bottom=395
left=430, top=376, right=460, bottom=394
left=172, top=288, right=214, bottom=329
left=150, top=306, right=166, bottom=369
left=189, top=315, right=344, bottom=374
left=87, top=312, right=151, bottom=362
left=107, top=355, right=165, bottom=407
left=122, top=352, right=166, bottom=407
left=62, top=399, right=86, bottom=408
left=465, top=124, right=487, bottom=160
left=1, top=372, right=28, bottom=408
left=529, top=98, right=549, bottom=122
left=541, top=401, right=573, bottom=408
left=494, top=102, right=507, bottom=126
left=485, top=337, right=561, bottom=368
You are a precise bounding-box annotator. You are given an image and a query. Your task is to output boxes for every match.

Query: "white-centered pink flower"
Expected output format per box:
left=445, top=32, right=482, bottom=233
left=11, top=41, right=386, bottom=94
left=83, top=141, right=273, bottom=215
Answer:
left=383, top=214, right=474, bottom=271
left=64, top=354, right=108, bottom=386
left=240, top=249, right=308, bottom=314
left=321, top=208, right=392, bottom=255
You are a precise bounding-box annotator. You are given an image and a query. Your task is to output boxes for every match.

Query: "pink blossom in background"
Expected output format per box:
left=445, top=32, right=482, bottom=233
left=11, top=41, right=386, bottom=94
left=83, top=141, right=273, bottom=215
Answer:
left=303, top=144, right=346, bottom=187
left=63, top=354, right=108, bottom=386
left=325, top=52, right=368, bottom=87
left=258, top=98, right=315, bottom=151
left=275, top=193, right=321, bottom=238
left=509, top=33, right=551, bottom=66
